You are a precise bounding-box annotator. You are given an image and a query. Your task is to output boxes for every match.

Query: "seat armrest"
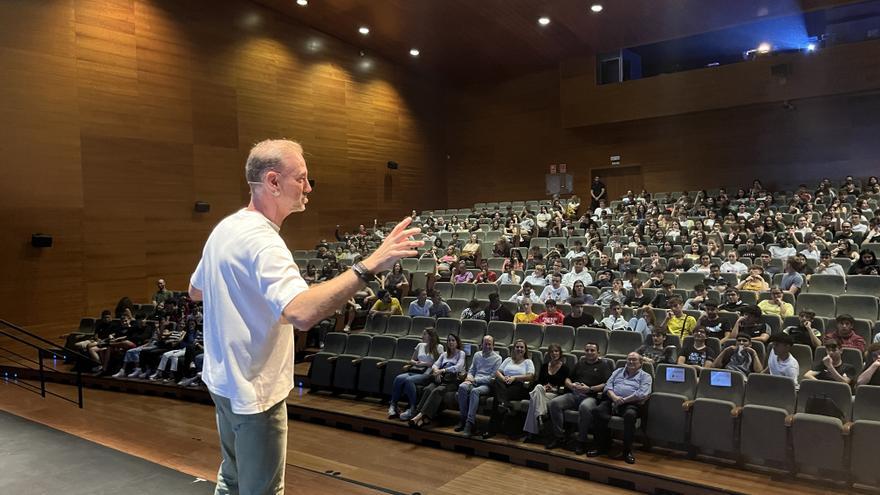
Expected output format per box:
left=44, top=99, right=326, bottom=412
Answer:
left=376, top=360, right=388, bottom=369
left=304, top=354, right=317, bottom=363
left=351, top=358, right=364, bottom=365
left=731, top=406, right=743, bottom=418
left=327, top=356, right=339, bottom=362
left=682, top=400, right=694, bottom=412
left=843, top=421, right=854, bottom=435
left=784, top=414, right=794, bottom=427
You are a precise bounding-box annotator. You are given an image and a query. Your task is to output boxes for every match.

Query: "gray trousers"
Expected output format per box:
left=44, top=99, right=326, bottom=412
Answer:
left=210, top=392, right=288, bottom=495
left=548, top=393, right=600, bottom=442
left=457, top=382, right=491, bottom=425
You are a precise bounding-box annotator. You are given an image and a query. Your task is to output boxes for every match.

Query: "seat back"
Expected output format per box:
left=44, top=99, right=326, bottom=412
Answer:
left=744, top=374, right=796, bottom=413
left=392, top=337, right=421, bottom=359
left=542, top=325, right=575, bottom=352
left=343, top=333, right=372, bottom=356
left=513, top=323, right=544, bottom=350
left=789, top=344, right=813, bottom=376
left=487, top=321, right=515, bottom=347
left=806, top=274, right=846, bottom=295
left=606, top=331, right=645, bottom=357
left=836, top=294, right=879, bottom=321
left=77, top=318, right=96, bottom=333
left=654, top=364, right=698, bottom=399
left=434, top=282, right=454, bottom=299
left=676, top=272, right=706, bottom=290
left=695, top=369, right=745, bottom=405
left=364, top=313, right=389, bottom=335
left=853, top=385, right=880, bottom=421
left=459, top=319, right=488, bottom=343
left=434, top=318, right=460, bottom=339
left=400, top=258, right=419, bottom=273
left=574, top=326, right=610, bottom=355
left=813, top=346, right=865, bottom=375
left=323, top=332, right=348, bottom=354
left=367, top=335, right=397, bottom=359
left=846, top=275, right=880, bottom=297
left=795, top=293, right=835, bottom=317
left=498, top=284, right=520, bottom=300
left=446, top=298, right=469, bottom=316
left=795, top=379, right=853, bottom=420
left=452, top=283, right=476, bottom=300
left=582, top=304, right=605, bottom=322
left=475, top=283, right=499, bottom=299
left=409, top=316, right=436, bottom=336
left=385, top=315, right=412, bottom=336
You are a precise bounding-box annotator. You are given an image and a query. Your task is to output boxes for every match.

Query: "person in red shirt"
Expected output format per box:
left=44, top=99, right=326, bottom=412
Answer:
left=824, top=314, right=866, bottom=353
left=535, top=299, right=565, bottom=325
left=474, top=259, right=498, bottom=283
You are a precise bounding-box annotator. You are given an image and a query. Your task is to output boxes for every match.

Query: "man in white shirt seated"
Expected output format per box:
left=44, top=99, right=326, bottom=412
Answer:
left=407, top=288, right=433, bottom=317
left=509, top=282, right=542, bottom=304
left=599, top=302, right=631, bottom=331
left=539, top=274, right=570, bottom=303
left=720, top=250, right=748, bottom=275
left=592, top=199, right=611, bottom=220
left=562, top=257, right=593, bottom=288
left=766, top=333, right=799, bottom=384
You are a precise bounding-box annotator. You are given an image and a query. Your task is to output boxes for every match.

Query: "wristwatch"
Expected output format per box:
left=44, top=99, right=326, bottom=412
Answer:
left=351, top=261, right=376, bottom=284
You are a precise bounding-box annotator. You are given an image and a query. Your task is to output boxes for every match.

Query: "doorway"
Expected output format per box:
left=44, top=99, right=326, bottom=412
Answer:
left=590, top=166, right=644, bottom=204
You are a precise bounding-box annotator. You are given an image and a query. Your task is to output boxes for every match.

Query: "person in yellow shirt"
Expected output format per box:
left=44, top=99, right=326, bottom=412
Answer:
left=757, top=287, right=794, bottom=317
left=514, top=299, right=539, bottom=324
left=370, top=290, right=403, bottom=316
left=736, top=266, right=770, bottom=292
left=661, top=296, right=697, bottom=338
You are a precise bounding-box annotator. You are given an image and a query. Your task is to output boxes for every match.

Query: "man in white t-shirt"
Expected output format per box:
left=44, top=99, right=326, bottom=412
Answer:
left=561, top=257, right=593, bottom=288
left=767, top=333, right=799, bottom=384
left=189, top=139, right=421, bottom=495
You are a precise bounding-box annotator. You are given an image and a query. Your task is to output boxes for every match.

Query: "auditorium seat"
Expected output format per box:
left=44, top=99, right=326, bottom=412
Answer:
left=835, top=294, right=878, bottom=321
left=451, top=283, right=475, bottom=300
left=497, top=284, right=520, bottom=300
left=791, top=379, right=853, bottom=475
left=331, top=334, right=373, bottom=392
left=381, top=337, right=422, bottom=396
left=805, top=274, right=845, bottom=295
left=309, top=333, right=348, bottom=390
left=355, top=335, right=397, bottom=396
left=434, top=282, right=453, bottom=299
left=362, top=313, right=389, bottom=335
left=688, top=369, right=746, bottom=457
left=539, top=325, right=575, bottom=353
left=605, top=331, right=644, bottom=361
left=458, top=319, right=487, bottom=344
left=646, top=364, right=698, bottom=448
left=434, top=318, right=460, bottom=340
left=795, top=293, right=835, bottom=319
left=487, top=321, right=515, bottom=349
left=739, top=374, right=797, bottom=467
left=400, top=258, right=419, bottom=273
left=572, top=327, right=609, bottom=356
left=846, top=275, right=880, bottom=297
left=385, top=315, right=412, bottom=336
left=512, top=323, right=543, bottom=351
left=676, top=272, right=706, bottom=291
left=446, top=298, right=469, bottom=316
left=850, top=385, right=880, bottom=486
left=475, top=283, right=498, bottom=300
left=789, top=344, right=813, bottom=379
left=409, top=272, right=429, bottom=293
left=409, top=316, right=435, bottom=336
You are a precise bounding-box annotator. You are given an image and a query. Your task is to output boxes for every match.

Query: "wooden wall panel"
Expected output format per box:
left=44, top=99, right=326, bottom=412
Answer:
left=0, top=0, right=446, bottom=335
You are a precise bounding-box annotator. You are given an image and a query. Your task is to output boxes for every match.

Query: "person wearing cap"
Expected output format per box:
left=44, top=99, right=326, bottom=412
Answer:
left=564, top=299, right=596, bottom=328
left=766, top=333, right=799, bottom=383
left=728, top=305, right=770, bottom=344
left=757, top=286, right=794, bottom=318
left=535, top=299, right=566, bottom=325
left=814, top=250, right=847, bottom=277
left=482, top=293, right=514, bottom=323
left=803, top=338, right=856, bottom=385
left=825, top=314, right=866, bottom=353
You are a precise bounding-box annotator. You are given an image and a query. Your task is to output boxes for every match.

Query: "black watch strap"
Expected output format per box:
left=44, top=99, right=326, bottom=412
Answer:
left=352, top=262, right=376, bottom=284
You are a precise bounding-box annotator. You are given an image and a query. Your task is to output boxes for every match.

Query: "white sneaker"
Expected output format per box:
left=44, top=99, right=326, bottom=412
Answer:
left=127, top=368, right=142, bottom=378
left=399, top=409, right=415, bottom=421
left=387, top=405, right=399, bottom=418
left=137, top=369, right=150, bottom=379
left=148, top=372, right=160, bottom=381
left=112, top=368, right=126, bottom=378
left=177, top=377, right=193, bottom=386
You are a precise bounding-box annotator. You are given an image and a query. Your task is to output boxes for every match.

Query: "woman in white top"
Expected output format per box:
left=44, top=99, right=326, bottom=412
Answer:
left=408, top=334, right=466, bottom=428
left=483, top=339, right=535, bottom=438
left=389, top=329, right=444, bottom=420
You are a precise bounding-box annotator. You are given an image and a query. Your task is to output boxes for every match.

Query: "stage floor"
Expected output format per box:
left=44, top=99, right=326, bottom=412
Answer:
left=0, top=409, right=214, bottom=494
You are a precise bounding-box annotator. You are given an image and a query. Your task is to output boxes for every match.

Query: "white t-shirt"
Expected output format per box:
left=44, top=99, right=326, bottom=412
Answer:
left=767, top=349, right=799, bottom=383
left=191, top=209, right=310, bottom=414
left=499, top=357, right=535, bottom=377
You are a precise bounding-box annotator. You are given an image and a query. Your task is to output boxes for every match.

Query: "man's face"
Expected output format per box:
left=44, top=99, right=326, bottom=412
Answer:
left=417, top=291, right=427, bottom=303
left=571, top=305, right=583, bottom=316
left=382, top=293, right=392, bottom=303
left=727, top=252, right=737, bottom=262
left=157, top=279, right=165, bottom=290
left=670, top=302, right=682, bottom=315
left=771, top=289, right=783, bottom=301
left=101, top=314, right=111, bottom=323
left=710, top=266, right=721, bottom=277
left=625, top=353, right=642, bottom=371
left=705, top=305, right=718, bottom=318
left=610, top=305, right=623, bottom=316
left=551, top=276, right=561, bottom=288
left=273, top=153, right=312, bottom=213
left=837, top=320, right=853, bottom=336
left=482, top=337, right=494, bottom=353
left=574, top=259, right=584, bottom=272
left=583, top=344, right=598, bottom=360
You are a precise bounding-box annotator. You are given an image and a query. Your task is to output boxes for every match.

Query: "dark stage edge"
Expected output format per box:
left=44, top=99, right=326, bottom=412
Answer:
left=0, top=410, right=215, bottom=495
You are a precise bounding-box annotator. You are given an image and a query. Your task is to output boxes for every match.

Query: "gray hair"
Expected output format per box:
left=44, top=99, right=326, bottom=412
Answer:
left=245, top=139, right=303, bottom=183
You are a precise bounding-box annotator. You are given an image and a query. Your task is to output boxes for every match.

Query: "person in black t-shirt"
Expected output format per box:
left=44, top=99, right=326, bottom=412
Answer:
left=719, top=288, right=745, bottom=312
left=637, top=331, right=676, bottom=365
left=563, top=300, right=595, bottom=328
left=730, top=305, right=770, bottom=344
left=650, top=281, right=676, bottom=309
left=804, top=339, right=855, bottom=385
left=590, top=176, right=606, bottom=210
left=782, top=310, right=822, bottom=349
left=677, top=328, right=717, bottom=368
left=696, top=301, right=731, bottom=341
left=703, top=264, right=728, bottom=292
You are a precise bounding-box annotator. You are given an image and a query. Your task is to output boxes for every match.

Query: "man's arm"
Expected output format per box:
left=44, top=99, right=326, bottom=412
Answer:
left=283, top=219, right=422, bottom=330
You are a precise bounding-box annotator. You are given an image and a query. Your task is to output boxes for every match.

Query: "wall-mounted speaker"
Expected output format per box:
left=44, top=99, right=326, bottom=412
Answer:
left=194, top=201, right=211, bottom=213
left=32, top=234, right=53, bottom=248
left=387, top=160, right=399, bottom=170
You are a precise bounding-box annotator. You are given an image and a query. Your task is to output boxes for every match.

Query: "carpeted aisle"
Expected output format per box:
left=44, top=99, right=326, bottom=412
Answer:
left=0, top=410, right=215, bottom=494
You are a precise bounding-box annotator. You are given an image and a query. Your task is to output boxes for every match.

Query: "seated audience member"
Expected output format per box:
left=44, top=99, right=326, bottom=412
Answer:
left=617, top=250, right=639, bottom=273
left=546, top=343, right=613, bottom=454
left=766, top=333, right=799, bottom=383
left=137, top=319, right=188, bottom=379
left=719, top=288, right=745, bottom=312
left=779, top=259, right=805, bottom=295
left=729, top=305, right=770, bottom=344
left=683, top=284, right=709, bottom=311
left=736, top=266, right=770, bottom=292
left=389, top=329, right=444, bottom=420
left=803, top=338, right=856, bottom=385
left=650, top=281, right=676, bottom=309
left=678, top=328, right=716, bottom=369
left=382, top=262, right=409, bottom=298
left=814, top=250, right=847, bottom=277
left=824, top=314, right=866, bottom=352
left=738, top=238, right=761, bottom=264
left=687, top=254, right=712, bottom=274
left=428, top=291, right=451, bottom=318
left=848, top=248, right=878, bottom=275
left=599, top=302, right=630, bottom=331
left=409, top=334, right=466, bottom=429
left=856, top=344, right=880, bottom=387
left=783, top=310, right=822, bottom=349
left=588, top=352, right=652, bottom=464
left=407, top=288, right=433, bottom=317
left=720, top=251, right=749, bottom=275
left=522, top=344, right=570, bottom=441
left=637, top=330, right=676, bottom=366
left=496, top=263, right=521, bottom=285
left=713, top=334, right=763, bottom=375
left=474, top=259, right=497, bottom=283
left=535, top=299, right=566, bottom=326
left=624, top=279, right=652, bottom=308
left=757, top=287, right=794, bottom=318
left=510, top=282, right=542, bottom=304
left=460, top=299, right=485, bottom=320
left=150, top=319, right=199, bottom=381
left=539, top=274, right=570, bottom=303
left=769, top=234, right=797, bottom=261
left=482, top=293, right=514, bottom=323
left=641, top=252, right=667, bottom=273
left=697, top=301, right=731, bottom=341
left=627, top=306, right=657, bottom=340
left=523, top=265, right=547, bottom=289
left=666, top=253, right=692, bottom=273
left=590, top=269, right=614, bottom=290
left=451, top=260, right=475, bottom=284
left=460, top=234, right=482, bottom=265
left=596, top=278, right=626, bottom=310
left=569, top=280, right=597, bottom=306
left=457, top=336, right=503, bottom=437
left=661, top=297, right=697, bottom=338
left=564, top=299, right=596, bottom=328
left=110, top=314, right=155, bottom=378
left=562, top=257, right=593, bottom=288
left=370, top=290, right=403, bottom=316
left=73, top=309, right=115, bottom=372
left=703, top=264, right=729, bottom=292
left=514, top=299, right=539, bottom=324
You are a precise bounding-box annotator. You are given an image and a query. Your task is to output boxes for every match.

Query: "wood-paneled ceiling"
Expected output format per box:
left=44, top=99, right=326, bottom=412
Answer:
left=251, top=0, right=857, bottom=85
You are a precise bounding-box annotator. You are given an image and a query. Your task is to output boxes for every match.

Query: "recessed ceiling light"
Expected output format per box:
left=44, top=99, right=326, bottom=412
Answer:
left=409, top=48, right=420, bottom=57
left=806, top=43, right=816, bottom=52
left=296, top=0, right=307, bottom=6
left=757, top=42, right=771, bottom=53
left=358, top=26, right=370, bottom=35
left=538, top=16, right=551, bottom=26
left=590, top=4, right=603, bottom=13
